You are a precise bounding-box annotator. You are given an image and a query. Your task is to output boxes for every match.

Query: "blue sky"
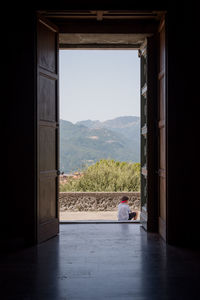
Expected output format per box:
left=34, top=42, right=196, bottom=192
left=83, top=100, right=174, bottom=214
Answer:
left=59, top=50, right=140, bottom=123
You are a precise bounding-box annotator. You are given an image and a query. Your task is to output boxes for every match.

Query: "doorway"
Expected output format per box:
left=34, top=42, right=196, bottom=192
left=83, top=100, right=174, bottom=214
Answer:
left=59, top=49, right=141, bottom=222
left=36, top=11, right=166, bottom=243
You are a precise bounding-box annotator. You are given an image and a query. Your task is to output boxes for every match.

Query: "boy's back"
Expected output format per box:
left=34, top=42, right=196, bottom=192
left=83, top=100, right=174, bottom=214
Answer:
left=118, top=203, right=130, bottom=221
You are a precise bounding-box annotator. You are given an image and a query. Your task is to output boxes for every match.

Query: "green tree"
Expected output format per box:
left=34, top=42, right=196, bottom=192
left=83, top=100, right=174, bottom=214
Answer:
left=60, top=159, right=140, bottom=192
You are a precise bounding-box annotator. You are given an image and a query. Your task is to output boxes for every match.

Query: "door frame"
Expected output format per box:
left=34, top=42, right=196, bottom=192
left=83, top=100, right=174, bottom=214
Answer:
left=34, top=11, right=167, bottom=243
left=58, top=38, right=159, bottom=232
left=58, top=40, right=158, bottom=233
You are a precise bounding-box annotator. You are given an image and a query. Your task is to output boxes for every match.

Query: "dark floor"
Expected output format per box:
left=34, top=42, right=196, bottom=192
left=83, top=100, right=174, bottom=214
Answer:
left=0, top=224, right=200, bottom=300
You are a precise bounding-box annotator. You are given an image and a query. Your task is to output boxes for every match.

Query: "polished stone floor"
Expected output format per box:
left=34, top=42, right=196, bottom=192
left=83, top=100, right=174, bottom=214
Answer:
left=0, top=224, right=200, bottom=300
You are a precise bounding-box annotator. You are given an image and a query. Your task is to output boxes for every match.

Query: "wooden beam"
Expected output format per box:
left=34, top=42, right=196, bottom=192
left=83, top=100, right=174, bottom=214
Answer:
left=43, top=10, right=165, bottom=20
left=54, top=19, right=159, bottom=34
left=96, top=11, right=104, bottom=21
left=59, top=43, right=141, bottom=49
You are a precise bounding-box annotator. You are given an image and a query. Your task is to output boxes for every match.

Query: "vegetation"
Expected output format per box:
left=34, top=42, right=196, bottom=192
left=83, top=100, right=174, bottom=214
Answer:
left=60, top=159, right=140, bottom=192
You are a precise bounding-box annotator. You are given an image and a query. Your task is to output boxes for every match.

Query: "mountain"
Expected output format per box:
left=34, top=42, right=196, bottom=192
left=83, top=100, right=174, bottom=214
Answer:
left=77, top=116, right=140, bottom=144
left=60, top=116, right=140, bottom=173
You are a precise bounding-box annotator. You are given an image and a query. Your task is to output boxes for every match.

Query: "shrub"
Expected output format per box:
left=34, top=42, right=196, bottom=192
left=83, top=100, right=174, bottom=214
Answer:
left=60, top=159, right=140, bottom=192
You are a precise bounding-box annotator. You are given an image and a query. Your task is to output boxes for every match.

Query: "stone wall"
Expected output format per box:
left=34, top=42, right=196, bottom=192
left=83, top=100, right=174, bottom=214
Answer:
left=59, top=192, right=140, bottom=212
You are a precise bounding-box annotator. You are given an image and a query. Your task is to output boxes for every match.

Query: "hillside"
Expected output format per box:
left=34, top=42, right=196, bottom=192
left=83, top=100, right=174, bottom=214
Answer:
left=60, top=116, right=140, bottom=173
left=77, top=116, right=140, bottom=144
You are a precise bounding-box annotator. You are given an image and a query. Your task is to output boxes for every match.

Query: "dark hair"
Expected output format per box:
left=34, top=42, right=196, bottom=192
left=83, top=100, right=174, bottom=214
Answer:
left=121, top=196, right=129, bottom=202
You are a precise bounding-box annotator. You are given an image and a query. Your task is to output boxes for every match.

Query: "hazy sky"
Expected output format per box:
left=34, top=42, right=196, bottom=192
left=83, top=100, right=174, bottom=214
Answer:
left=59, top=50, right=140, bottom=123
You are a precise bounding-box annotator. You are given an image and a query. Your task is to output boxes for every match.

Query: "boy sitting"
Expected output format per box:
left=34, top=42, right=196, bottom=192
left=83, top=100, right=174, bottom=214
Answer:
left=118, top=196, right=138, bottom=221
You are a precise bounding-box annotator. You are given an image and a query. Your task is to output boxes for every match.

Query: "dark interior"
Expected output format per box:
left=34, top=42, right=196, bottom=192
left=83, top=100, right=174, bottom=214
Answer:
left=1, top=2, right=199, bottom=299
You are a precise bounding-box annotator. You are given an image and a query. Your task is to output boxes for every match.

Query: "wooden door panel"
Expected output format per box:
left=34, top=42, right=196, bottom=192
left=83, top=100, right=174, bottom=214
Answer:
left=39, top=126, right=56, bottom=171
left=39, top=176, right=57, bottom=222
left=38, top=21, right=57, bottom=72
left=158, top=19, right=166, bottom=240
left=159, top=128, right=166, bottom=169
left=159, top=77, right=165, bottom=120
left=159, top=29, right=165, bottom=71
left=159, top=176, right=166, bottom=220
left=39, top=74, right=57, bottom=121
left=37, top=16, right=59, bottom=243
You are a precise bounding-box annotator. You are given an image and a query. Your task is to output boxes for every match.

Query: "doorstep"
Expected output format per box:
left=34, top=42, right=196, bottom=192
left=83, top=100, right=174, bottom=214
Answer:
left=60, top=220, right=141, bottom=224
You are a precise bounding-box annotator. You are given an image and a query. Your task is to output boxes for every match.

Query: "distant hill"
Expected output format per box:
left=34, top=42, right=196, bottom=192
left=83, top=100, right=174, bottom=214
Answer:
left=60, top=116, right=140, bottom=173
left=77, top=116, right=140, bottom=144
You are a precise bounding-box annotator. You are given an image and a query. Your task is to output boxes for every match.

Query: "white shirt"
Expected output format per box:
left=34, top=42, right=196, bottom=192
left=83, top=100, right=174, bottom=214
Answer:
left=118, top=203, right=131, bottom=221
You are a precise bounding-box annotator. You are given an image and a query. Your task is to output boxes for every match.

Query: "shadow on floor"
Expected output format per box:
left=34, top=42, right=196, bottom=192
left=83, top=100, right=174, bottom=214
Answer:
left=0, top=224, right=200, bottom=300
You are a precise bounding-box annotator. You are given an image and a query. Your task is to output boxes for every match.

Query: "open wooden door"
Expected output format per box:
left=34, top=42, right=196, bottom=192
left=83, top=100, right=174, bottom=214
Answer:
left=158, top=19, right=167, bottom=240
left=37, top=16, right=59, bottom=243
left=140, top=40, right=148, bottom=229
left=139, top=38, right=158, bottom=232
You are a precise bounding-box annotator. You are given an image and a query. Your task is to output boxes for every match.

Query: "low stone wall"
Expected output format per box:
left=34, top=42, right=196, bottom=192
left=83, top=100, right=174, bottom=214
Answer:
left=59, top=192, right=140, bottom=212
